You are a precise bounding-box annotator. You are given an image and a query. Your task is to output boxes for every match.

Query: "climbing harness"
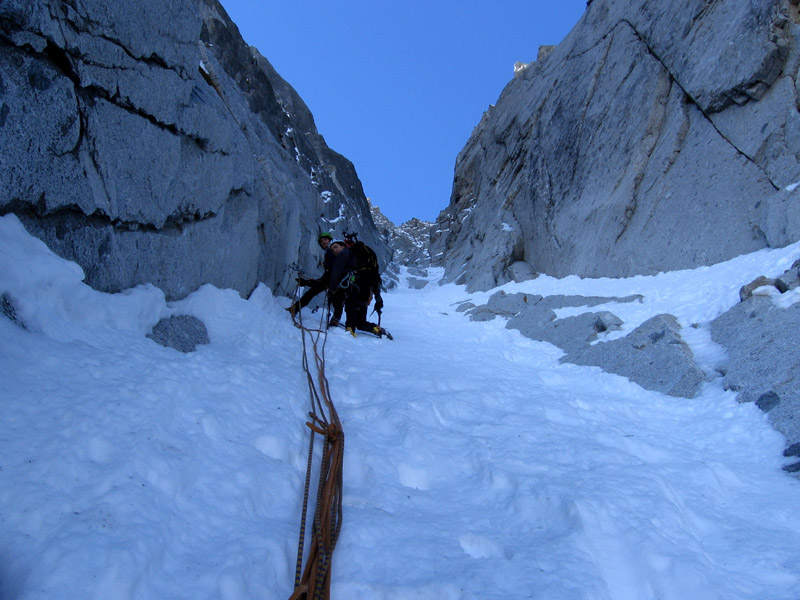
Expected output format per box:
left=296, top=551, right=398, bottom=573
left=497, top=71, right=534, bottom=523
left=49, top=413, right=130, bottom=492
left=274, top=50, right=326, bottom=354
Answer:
left=287, top=284, right=344, bottom=600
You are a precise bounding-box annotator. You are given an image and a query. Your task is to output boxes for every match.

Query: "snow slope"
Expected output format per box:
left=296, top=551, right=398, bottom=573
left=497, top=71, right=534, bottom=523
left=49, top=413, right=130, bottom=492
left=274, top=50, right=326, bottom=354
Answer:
left=1, top=213, right=800, bottom=599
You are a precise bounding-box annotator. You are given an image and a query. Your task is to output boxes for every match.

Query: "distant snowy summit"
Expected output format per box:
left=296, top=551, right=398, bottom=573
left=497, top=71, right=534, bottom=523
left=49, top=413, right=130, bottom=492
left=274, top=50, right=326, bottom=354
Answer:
left=369, top=201, right=433, bottom=269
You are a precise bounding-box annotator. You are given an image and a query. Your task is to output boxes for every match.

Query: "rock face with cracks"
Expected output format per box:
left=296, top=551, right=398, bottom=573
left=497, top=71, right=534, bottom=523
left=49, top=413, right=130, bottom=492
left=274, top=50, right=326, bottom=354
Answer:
left=431, top=0, right=800, bottom=291
left=0, top=0, right=387, bottom=300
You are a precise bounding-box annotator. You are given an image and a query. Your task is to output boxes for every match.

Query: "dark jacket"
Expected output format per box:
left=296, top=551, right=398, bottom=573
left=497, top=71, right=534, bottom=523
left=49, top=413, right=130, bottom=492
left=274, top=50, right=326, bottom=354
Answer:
left=319, top=247, right=336, bottom=285
left=328, top=248, right=358, bottom=295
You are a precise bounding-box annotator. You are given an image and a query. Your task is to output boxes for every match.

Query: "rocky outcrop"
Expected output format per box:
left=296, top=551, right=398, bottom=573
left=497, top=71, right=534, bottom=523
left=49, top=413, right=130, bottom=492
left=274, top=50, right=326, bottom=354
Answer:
left=431, top=0, right=800, bottom=291
left=370, top=201, right=433, bottom=268
left=368, top=201, right=434, bottom=288
left=461, top=291, right=705, bottom=399
left=564, top=314, right=706, bottom=399
left=711, top=262, right=800, bottom=465
left=459, top=259, right=800, bottom=470
left=0, top=0, right=386, bottom=300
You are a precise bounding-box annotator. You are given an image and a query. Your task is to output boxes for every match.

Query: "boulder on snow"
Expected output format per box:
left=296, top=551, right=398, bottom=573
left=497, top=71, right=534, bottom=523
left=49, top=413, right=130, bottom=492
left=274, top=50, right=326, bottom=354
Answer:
left=1, top=293, right=25, bottom=329
left=563, top=314, right=706, bottom=399
left=776, top=259, right=800, bottom=292
left=540, top=310, right=624, bottom=355
left=739, top=275, right=789, bottom=301
left=466, top=292, right=706, bottom=397
left=506, top=260, right=538, bottom=283
left=467, top=291, right=541, bottom=320
left=469, top=291, right=635, bottom=356
left=757, top=391, right=782, bottom=412
left=464, top=294, right=707, bottom=398
left=455, top=301, right=476, bottom=313
left=147, top=315, right=210, bottom=353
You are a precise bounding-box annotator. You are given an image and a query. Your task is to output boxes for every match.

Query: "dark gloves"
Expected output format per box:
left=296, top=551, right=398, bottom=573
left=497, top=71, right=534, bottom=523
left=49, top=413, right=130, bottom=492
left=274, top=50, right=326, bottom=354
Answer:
left=373, top=293, right=384, bottom=313
left=296, top=276, right=315, bottom=287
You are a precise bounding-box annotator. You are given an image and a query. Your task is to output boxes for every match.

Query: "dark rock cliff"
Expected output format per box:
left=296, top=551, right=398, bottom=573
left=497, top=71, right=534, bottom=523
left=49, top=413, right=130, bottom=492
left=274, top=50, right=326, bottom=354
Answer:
left=431, top=0, right=800, bottom=291
left=0, top=0, right=386, bottom=300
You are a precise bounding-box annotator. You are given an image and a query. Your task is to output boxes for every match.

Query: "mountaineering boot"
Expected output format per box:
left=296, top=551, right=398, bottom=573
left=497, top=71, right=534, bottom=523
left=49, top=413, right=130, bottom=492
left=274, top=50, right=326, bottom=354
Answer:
left=346, top=326, right=357, bottom=337
left=371, top=326, right=393, bottom=340
left=328, top=317, right=339, bottom=328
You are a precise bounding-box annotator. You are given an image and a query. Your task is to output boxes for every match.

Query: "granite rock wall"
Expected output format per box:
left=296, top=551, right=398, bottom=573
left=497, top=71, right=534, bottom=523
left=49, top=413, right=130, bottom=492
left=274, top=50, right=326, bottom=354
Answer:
left=0, top=0, right=387, bottom=300
left=431, top=0, right=800, bottom=291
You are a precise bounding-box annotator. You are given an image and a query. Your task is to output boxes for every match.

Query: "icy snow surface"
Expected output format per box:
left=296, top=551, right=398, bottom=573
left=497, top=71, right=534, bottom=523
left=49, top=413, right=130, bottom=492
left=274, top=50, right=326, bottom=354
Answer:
left=1, top=214, right=800, bottom=599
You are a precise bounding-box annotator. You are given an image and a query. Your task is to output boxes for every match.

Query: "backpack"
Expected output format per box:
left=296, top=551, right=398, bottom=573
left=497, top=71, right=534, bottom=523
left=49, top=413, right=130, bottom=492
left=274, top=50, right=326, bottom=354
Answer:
left=343, top=233, right=378, bottom=272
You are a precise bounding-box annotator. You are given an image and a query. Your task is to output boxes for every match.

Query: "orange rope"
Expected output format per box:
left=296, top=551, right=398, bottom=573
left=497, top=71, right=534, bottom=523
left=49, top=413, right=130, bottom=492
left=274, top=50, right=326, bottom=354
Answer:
left=288, top=293, right=344, bottom=600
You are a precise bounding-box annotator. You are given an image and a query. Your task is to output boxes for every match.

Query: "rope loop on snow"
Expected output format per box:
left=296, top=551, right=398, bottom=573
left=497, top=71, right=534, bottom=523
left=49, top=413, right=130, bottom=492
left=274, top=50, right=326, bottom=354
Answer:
left=287, top=284, right=344, bottom=600
left=306, top=416, right=340, bottom=442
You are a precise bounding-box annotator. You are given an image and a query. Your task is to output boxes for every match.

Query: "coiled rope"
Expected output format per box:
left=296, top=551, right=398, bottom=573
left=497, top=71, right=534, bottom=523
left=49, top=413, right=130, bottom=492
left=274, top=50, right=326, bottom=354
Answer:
left=288, top=288, right=344, bottom=600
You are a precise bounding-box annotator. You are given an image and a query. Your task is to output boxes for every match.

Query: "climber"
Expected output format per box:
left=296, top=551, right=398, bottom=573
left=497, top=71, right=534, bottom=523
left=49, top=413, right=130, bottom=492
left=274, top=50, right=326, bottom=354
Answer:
left=287, top=232, right=343, bottom=326
left=327, top=238, right=388, bottom=338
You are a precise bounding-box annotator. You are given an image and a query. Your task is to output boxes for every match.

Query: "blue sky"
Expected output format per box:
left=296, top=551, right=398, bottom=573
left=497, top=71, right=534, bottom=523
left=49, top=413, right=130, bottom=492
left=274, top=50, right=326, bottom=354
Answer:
left=219, top=1, right=588, bottom=225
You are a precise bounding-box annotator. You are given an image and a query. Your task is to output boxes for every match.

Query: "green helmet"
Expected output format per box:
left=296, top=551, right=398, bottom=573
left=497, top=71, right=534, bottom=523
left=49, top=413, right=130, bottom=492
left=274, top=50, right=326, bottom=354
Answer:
left=317, top=232, right=333, bottom=245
